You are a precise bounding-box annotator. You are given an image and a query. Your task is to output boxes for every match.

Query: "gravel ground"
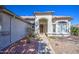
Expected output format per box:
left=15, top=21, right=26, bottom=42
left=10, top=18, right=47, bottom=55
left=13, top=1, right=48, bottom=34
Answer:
left=49, top=36, right=79, bottom=54
left=1, top=35, right=79, bottom=54
left=0, top=38, right=38, bottom=54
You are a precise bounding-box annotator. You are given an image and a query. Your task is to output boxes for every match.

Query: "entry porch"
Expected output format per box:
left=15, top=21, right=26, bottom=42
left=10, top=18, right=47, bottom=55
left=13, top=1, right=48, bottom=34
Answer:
left=35, top=16, right=71, bottom=37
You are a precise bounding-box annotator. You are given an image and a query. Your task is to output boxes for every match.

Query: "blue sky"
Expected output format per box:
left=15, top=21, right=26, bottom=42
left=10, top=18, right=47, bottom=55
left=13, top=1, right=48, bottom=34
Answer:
left=5, top=5, right=79, bottom=25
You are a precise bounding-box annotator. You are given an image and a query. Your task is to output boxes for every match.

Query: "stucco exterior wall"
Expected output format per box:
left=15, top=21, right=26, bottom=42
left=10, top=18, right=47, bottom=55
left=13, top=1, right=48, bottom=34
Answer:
left=11, top=17, right=27, bottom=43
left=35, top=15, right=71, bottom=36
left=35, top=15, right=53, bottom=34
left=0, top=13, right=11, bottom=50
left=0, top=13, right=28, bottom=50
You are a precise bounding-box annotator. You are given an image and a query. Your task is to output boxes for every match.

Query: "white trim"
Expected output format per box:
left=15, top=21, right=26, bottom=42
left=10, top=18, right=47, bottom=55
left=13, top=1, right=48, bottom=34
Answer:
left=55, top=20, right=68, bottom=23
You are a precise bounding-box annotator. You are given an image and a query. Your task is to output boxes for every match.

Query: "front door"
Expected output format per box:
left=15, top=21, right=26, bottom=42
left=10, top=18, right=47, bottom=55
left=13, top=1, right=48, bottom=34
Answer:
left=40, top=24, right=44, bottom=33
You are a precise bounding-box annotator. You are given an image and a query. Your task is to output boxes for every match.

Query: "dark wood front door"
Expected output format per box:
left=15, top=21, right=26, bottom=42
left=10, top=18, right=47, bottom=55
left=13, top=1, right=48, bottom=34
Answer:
left=40, top=24, right=44, bottom=33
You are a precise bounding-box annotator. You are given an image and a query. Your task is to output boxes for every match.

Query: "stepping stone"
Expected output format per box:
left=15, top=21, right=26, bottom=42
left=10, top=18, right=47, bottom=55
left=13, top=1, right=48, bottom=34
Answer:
left=28, top=48, right=35, bottom=52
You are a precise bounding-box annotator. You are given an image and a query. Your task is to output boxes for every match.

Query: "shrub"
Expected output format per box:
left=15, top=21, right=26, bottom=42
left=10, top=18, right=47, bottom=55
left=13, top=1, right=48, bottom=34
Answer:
left=71, top=26, right=79, bottom=36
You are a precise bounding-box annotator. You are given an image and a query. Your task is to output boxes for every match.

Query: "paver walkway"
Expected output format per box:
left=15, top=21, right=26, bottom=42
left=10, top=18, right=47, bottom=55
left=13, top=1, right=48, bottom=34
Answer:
left=37, top=34, right=55, bottom=54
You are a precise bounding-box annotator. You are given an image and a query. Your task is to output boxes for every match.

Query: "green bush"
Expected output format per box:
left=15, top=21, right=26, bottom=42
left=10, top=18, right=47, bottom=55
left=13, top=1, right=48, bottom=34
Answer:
left=71, top=26, right=79, bottom=36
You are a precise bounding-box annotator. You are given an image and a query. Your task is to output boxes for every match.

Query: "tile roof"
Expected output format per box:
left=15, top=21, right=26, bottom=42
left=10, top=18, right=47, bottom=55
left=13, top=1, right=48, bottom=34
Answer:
left=52, top=16, right=72, bottom=20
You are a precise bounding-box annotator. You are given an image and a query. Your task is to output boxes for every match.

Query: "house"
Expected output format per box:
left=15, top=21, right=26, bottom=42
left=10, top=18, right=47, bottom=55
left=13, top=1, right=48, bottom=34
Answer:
left=21, top=11, right=72, bottom=37
left=34, top=12, right=72, bottom=36
left=21, top=16, right=35, bottom=32
left=0, top=6, right=32, bottom=50
left=0, top=6, right=72, bottom=50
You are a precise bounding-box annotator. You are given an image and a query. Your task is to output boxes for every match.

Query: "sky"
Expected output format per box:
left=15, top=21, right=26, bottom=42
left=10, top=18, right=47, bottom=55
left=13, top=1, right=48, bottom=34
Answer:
left=5, top=5, right=79, bottom=25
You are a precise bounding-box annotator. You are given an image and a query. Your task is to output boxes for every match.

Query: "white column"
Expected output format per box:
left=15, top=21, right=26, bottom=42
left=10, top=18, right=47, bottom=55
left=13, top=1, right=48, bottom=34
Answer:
left=35, top=18, right=40, bottom=34
left=47, top=18, right=53, bottom=35
left=68, top=22, right=71, bottom=35
left=56, top=23, right=59, bottom=34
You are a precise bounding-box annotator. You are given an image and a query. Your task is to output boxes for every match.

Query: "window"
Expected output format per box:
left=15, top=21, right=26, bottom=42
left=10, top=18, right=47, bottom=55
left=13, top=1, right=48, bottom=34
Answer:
left=58, top=21, right=68, bottom=33
left=53, top=24, right=56, bottom=32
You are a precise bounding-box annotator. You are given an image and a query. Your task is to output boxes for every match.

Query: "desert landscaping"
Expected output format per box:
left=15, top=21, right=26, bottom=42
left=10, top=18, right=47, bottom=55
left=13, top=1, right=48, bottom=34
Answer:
left=49, top=36, right=79, bottom=54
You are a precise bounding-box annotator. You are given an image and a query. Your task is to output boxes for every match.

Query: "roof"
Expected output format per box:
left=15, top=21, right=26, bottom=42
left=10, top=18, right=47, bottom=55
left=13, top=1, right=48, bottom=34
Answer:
left=0, top=6, right=32, bottom=25
left=52, top=16, right=72, bottom=20
left=21, top=16, right=35, bottom=19
left=0, top=6, right=21, bottom=19
left=20, top=16, right=35, bottom=20
left=20, top=16, right=35, bottom=24
left=21, top=15, right=72, bottom=21
left=0, top=6, right=72, bottom=22
left=34, top=11, right=54, bottom=15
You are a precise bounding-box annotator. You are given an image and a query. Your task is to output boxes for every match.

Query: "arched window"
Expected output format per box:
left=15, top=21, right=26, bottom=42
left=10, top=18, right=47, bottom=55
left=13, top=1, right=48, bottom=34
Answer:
left=58, top=21, right=68, bottom=33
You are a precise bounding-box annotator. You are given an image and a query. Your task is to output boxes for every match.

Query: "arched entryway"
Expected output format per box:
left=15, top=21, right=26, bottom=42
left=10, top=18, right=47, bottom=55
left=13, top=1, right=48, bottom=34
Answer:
left=39, top=18, right=48, bottom=33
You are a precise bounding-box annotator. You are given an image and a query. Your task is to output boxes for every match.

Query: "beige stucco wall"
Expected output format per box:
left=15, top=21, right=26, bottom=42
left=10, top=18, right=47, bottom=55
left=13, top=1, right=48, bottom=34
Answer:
left=35, top=15, right=71, bottom=36
left=0, top=13, right=11, bottom=49
left=0, top=12, right=29, bottom=50
left=35, top=15, right=53, bottom=34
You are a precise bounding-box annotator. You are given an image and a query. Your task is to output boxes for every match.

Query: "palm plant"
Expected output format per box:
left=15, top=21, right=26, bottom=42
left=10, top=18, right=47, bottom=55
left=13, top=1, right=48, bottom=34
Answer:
left=71, top=26, right=79, bottom=36
left=26, top=27, right=34, bottom=43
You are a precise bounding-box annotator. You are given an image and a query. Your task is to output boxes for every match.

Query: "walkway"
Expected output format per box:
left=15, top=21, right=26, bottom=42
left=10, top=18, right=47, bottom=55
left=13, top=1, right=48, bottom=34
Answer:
left=37, top=34, right=55, bottom=54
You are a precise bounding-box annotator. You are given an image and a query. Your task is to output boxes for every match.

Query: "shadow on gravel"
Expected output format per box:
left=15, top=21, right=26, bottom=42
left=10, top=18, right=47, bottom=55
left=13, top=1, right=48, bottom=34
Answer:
left=0, top=38, right=38, bottom=54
